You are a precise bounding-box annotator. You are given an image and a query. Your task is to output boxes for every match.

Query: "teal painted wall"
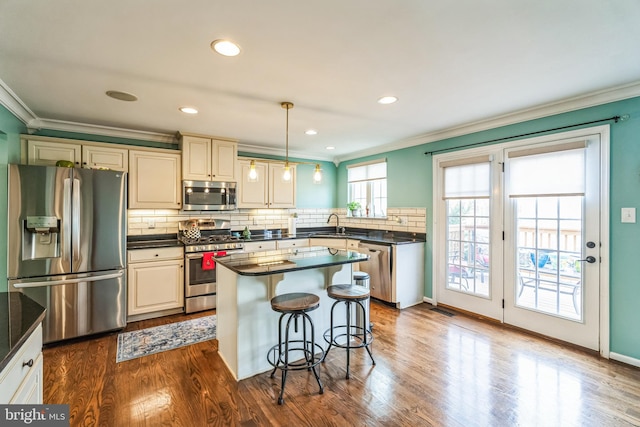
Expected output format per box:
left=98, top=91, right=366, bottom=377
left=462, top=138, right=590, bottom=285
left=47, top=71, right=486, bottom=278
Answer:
left=337, top=95, right=640, bottom=360
left=0, top=105, right=27, bottom=292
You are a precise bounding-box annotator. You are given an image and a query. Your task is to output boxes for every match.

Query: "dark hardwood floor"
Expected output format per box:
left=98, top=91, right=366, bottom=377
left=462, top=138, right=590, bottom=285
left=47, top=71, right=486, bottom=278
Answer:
left=43, top=301, right=640, bottom=426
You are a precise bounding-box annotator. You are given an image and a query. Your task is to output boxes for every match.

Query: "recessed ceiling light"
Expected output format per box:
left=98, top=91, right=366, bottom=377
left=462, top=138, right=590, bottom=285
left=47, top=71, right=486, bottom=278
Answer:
left=211, top=39, right=241, bottom=57
left=179, top=107, right=198, bottom=114
left=305, top=129, right=318, bottom=135
left=377, top=96, right=398, bottom=105
left=106, top=90, right=138, bottom=102
left=326, top=146, right=335, bottom=150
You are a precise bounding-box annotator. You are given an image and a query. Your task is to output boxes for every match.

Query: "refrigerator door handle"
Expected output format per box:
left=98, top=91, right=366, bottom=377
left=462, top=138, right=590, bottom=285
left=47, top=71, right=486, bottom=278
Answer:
left=63, top=177, right=73, bottom=265
left=12, top=271, right=124, bottom=289
left=72, top=178, right=81, bottom=261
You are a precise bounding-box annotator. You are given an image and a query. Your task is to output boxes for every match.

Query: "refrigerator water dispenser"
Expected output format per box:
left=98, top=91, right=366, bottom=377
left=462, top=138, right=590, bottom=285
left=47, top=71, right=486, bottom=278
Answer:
left=22, top=216, right=60, bottom=260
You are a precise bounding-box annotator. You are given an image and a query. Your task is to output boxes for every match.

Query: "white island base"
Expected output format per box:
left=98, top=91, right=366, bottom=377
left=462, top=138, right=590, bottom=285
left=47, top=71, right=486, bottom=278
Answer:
left=216, top=263, right=353, bottom=381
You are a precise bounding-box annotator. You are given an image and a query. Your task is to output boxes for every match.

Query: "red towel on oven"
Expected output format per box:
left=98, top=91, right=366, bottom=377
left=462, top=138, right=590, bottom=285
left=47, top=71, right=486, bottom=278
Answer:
left=202, top=252, right=216, bottom=270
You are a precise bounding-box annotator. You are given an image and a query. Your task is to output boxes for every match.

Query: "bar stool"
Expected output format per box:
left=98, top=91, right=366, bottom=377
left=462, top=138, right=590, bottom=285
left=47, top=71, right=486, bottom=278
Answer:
left=323, top=284, right=375, bottom=379
left=267, top=292, right=324, bottom=405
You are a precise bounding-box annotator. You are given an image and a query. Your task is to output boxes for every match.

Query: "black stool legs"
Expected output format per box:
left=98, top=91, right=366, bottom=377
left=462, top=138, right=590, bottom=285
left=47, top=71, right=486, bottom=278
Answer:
left=267, top=293, right=324, bottom=405
left=323, top=294, right=375, bottom=379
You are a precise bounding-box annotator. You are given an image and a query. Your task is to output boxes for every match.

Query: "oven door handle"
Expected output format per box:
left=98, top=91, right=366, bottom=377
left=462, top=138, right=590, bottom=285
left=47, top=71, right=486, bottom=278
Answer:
left=186, top=253, right=205, bottom=260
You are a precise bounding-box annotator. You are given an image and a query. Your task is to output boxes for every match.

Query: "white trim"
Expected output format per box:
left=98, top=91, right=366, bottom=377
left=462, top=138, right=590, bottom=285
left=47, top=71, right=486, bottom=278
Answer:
left=27, top=118, right=178, bottom=145
left=609, top=352, right=640, bottom=368
left=599, top=125, right=611, bottom=359
left=346, top=158, right=387, bottom=169
left=336, top=80, right=640, bottom=164
left=0, top=77, right=37, bottom=124
left=237, top=142, right=334, bottom=162
left=423, top=296, right=434, bottom=305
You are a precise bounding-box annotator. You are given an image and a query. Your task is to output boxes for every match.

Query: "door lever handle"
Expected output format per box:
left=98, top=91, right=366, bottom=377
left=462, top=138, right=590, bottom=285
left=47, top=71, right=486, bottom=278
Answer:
left=579, top=256, right=597, bottom=263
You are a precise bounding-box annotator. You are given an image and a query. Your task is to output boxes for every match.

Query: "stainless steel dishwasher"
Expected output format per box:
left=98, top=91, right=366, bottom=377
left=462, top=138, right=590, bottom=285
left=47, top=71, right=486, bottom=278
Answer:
left=357, top=242, right=392, bottom=302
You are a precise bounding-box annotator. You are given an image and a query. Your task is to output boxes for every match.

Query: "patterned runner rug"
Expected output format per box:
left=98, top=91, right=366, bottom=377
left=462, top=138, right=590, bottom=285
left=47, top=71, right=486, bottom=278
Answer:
left=116, top=315, right=216, bottom=362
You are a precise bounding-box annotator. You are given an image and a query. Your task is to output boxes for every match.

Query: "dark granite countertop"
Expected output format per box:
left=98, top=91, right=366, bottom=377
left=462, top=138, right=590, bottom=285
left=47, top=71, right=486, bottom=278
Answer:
left=216, top=248, right=369, bottom=276
left=0, top=292, right=46, bottom=372
left=245, top=227, right=426, bottom=246
left=125, top=227, right=426, bottom=250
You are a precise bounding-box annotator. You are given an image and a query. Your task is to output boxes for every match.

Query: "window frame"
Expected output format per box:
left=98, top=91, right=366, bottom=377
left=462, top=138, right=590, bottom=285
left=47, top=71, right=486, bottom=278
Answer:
left=347, top=158, right=388, bottom=218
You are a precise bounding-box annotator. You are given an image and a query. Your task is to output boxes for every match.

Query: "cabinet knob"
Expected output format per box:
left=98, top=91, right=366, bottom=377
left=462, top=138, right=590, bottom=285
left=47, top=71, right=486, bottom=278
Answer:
left=22, top=359, right=34, bottom=368
left=155, top=254, right=159, bottom=257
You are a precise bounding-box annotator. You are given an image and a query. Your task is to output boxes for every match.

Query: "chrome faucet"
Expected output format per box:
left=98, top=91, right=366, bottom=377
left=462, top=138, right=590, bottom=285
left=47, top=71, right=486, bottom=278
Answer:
left=327, top=213, right=340, bottom=234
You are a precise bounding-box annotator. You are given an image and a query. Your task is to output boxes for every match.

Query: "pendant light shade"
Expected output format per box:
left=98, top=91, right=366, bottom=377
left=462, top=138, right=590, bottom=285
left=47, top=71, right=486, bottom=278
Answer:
left=281, top=101, right=293, bottom=182
left=248, top=160, right=258, bottom=181
left=313, top=164, right=322, bottom=183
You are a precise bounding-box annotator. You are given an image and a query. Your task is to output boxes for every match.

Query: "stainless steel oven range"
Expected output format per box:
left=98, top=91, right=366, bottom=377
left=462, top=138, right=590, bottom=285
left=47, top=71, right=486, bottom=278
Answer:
left=178, top=219, right=244, bottom=313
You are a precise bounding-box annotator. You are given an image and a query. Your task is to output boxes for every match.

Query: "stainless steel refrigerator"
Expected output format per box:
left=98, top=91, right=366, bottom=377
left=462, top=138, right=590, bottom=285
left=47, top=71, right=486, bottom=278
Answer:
left=7, top=164, right=127, bottom=344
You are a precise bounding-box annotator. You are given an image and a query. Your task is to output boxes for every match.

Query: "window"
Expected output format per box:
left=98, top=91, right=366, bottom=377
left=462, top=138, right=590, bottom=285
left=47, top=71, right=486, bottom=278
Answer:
left=347, top=159, right=387, bottom=217
left=443, top=158, right=491, bottom=296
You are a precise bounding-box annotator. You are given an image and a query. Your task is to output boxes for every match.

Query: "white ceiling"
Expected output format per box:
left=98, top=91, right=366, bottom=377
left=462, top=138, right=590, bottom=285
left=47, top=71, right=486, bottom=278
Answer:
left=1, top=0, right=640, bottom=162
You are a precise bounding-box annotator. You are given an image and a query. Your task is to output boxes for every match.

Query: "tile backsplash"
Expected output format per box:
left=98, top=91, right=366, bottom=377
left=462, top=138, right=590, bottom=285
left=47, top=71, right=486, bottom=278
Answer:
left=127, top=207, right=426, bottom=236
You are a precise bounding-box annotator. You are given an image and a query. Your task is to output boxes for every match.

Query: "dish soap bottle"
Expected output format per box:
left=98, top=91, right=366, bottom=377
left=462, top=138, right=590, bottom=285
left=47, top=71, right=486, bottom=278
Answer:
left=242, top=226, right=251, bottom=240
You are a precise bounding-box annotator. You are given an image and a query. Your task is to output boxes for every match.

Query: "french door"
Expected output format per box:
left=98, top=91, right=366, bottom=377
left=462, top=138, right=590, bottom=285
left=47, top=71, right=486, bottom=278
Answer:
left=434, top=151, right=503, bottom=321
left=503, top=136, right=602, bottom=350
left=434, top=127, right=608, bottom=351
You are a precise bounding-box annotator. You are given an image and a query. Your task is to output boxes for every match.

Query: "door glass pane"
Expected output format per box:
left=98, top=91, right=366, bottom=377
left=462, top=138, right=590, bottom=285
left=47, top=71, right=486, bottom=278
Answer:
left=446, top=198, right=490, bottom=297
left=515, top=196, right=583, bottom=321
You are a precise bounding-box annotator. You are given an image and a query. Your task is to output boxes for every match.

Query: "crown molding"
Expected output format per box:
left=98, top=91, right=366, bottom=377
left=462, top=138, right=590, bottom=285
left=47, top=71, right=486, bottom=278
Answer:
left=335, top=80, right=640, bottom=164
left=237, top=142, right=334, bottom=162
left=27, top=118, right=178, bottom=145
left=0, top=77, right=38, bottom=124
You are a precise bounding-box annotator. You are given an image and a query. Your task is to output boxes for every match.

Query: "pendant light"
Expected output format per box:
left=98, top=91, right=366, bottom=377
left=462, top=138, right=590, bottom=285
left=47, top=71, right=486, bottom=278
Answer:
left=281, top=101, right=293, bottom=182
left=248, top=160, right=258, bottom=181
left=313, top=164, right=322, bottom=183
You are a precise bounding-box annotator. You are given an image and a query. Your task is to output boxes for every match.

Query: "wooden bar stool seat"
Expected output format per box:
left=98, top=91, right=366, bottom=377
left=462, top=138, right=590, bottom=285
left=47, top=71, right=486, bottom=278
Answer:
left=323, top=284, right=375, bottom=379
left=267, top=292, right=324, bottom=404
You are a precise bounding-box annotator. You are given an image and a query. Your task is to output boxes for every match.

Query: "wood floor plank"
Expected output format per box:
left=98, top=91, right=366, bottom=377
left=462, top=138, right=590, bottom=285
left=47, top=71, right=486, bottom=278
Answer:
left=42, top=302, right=640, bottom=426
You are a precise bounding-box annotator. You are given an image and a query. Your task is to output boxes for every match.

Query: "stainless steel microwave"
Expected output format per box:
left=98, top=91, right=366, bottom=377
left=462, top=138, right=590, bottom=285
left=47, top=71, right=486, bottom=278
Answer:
left=182, top=180, right=237, bottom=211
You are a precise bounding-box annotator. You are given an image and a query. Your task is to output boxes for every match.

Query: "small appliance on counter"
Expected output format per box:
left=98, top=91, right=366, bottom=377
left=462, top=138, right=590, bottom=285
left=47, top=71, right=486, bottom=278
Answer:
left=178, top=219, right=244, bottom=313
left=7, top=164, right=127, bottom=344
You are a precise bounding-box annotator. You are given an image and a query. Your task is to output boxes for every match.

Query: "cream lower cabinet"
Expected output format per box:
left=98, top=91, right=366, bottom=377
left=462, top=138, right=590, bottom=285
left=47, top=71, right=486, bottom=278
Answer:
left=180, top=134, right=237, bottom=181
left=129, top=150, right=182, bottom=209
left=0, top=323, right=43, bottom=404
left=309, top=237, right=353, bottom=250
left=238, top=159, right=296, bottom=208
left=127, top=247, right=184, bottom=321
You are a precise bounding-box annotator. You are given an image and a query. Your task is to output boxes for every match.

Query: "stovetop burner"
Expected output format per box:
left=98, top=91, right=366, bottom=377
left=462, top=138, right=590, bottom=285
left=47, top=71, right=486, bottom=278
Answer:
left=179, top=234, right=241, bottom=245
left=178, top=219, right=244, bottom=253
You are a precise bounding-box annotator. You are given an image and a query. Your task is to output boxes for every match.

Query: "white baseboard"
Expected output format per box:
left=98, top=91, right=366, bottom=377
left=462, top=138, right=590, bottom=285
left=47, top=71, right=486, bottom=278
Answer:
left=423, top=296, right=434, bottom=305
left=609, top=352, right=640, bottom=368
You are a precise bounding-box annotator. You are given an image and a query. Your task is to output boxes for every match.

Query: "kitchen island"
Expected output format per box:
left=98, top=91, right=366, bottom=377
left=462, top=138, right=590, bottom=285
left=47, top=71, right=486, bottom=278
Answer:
left=215, top=247, right=368, bottom=380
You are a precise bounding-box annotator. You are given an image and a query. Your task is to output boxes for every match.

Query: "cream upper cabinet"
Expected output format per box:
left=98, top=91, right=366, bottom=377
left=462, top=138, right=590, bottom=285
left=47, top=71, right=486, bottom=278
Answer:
left=26, top=138, right=128, bottom=171
left=27, top=139, right=81, bottom=166
left=238, top=160, right=269, bottom=207
left=129, top=150, right=182, bottom=209
left=237, top=159, right=296, bottom=208
left=82, top=145, right=128, bottom=172
left=269, top=162, right=296, bottom=208
left=180, top=134, right=237, bottom=181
